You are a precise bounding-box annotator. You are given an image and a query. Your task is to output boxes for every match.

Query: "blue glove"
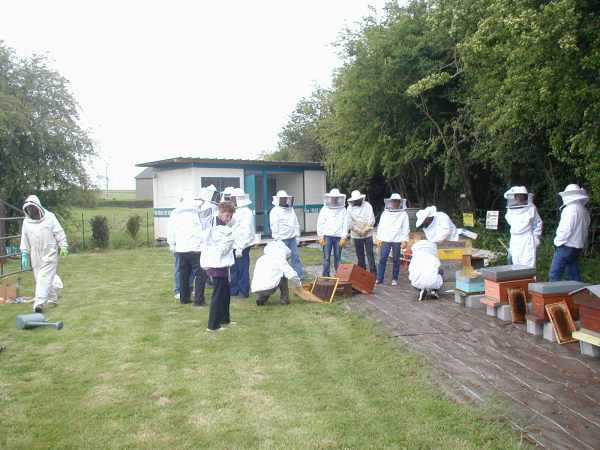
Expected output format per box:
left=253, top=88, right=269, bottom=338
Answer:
left=21, top=251, right=31, bottom=271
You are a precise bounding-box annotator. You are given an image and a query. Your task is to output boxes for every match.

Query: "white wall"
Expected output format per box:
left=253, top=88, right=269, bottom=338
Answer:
left=153, top=166, right=244, bottom=240
left=275, top=173, right=304, bottom=203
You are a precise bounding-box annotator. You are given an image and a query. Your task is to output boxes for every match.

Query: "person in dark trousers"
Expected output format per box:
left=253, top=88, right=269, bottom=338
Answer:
left=167, top=197, right=206, bottom=305
left=201, top=201, right=236, bottom=331
left=251, top=241, right=302, bottom=306
left=549, top=184, right=591, bottom=281
left=346, top=190, right=376, bottom=273
left=230, top=188, right=256, bottom=298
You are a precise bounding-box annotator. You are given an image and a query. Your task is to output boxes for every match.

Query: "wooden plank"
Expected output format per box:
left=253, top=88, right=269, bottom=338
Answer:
left=573, top=330, right=600, bottom=347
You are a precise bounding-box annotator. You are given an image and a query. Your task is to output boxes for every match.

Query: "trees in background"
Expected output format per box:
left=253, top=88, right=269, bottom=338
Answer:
left=0, top=42, right=95, bottom=232
left=266, top=0, right=600, bottom=216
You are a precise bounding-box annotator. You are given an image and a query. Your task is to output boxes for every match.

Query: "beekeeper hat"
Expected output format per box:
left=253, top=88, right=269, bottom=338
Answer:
left=389, top=193, right=402, bottom=200
left=503, top=186, right=528, bottom=199
left=231, top=187, right=252, bottom=207
left=416, top=206, right=437, bottom=228
left=348, top=190, right=366, bottom=203
left=559, top=184, right=589, bottom=206
left=272, top=190, right=294, bottom=206
left=325, top=188, right=344, bottom=197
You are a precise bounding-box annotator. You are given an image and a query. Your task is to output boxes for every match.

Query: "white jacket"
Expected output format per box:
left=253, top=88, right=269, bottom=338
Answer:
left=377, top=210, right=410, bottom=243
left=20, top=195, right=68, bottom=307
left=409, top=240, right=443, bottom=290
left=199, top=202, right=218, bottom=230
left=317, top=206, right=349, bottom=238
left=347, top=202, right=375, bottom=239
left=269, top=206, right=300, bottom=240
left=554, top=201, right=590, bottom=248
left=423, top=212, right=459, bottom=243
left=251, top=241, right=300, bottom=292
left=505, top=205, right=543, bottom=267
left=200, top=224, right=235, bottom=269
left=167, top=200, right=203, bottom=253
left=232, top=206, right=256, bottom=252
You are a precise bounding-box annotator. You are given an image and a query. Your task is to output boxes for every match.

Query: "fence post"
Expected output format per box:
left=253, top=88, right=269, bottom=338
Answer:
left=146, top=210, right=150, bottom=246
left=82, top=212, right=85, bottom=250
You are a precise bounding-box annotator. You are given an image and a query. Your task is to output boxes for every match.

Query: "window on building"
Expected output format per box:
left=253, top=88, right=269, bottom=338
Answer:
left=201, top=177, right=240, bottom=192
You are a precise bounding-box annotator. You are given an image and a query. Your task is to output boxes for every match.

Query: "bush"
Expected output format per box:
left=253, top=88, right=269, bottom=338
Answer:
left=126, top=215, right=142, bottom=240
left=90, top=216, right=109, bottom=249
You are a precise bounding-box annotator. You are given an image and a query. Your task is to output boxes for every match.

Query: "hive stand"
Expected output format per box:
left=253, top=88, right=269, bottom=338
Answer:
left=572, top=329, right=600, bottom=358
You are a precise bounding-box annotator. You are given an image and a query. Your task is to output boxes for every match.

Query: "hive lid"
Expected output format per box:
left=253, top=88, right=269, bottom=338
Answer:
left=570, top=284, right=600, bottom=298
left=480, top=265, right=537, bottom=281
left=528, top=281, right=589, bottom=295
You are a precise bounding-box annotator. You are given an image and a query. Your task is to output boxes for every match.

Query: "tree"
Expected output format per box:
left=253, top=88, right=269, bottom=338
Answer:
left=0, top=42, right=95, bottom=252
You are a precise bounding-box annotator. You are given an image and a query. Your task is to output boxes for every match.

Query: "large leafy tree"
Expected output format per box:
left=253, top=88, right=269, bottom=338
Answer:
left=0, top=42, right=95, bottom=247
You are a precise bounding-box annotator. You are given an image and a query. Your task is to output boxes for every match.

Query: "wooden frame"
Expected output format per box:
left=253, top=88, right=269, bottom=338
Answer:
left=508, top=288, right=527, bottom=324
left=311, top=276, right=339, bottom=303
left=546, top=301, right=577, bottom=344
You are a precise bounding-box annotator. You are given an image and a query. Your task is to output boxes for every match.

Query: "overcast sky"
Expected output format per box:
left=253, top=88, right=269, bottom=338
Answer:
left=1, top=0, right=391, bottom=189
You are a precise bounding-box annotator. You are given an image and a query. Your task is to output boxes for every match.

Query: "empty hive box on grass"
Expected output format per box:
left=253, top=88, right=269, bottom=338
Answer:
left=480, top=265, right=537, bottom=304
left=336, top=264, right=376, bottom=295
left=571, top=285, right=600, bottom=333
left=528, top=281, right=588, bottom=321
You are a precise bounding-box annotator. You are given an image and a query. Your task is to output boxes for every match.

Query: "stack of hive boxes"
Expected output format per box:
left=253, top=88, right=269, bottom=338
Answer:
left=479, top=265, right=537, bottom=320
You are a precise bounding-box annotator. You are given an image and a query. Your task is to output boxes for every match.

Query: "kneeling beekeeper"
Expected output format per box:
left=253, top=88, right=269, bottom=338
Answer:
left=20, top=195, right=68, bottom=312
left=251, top=240, right=302, bottom=306
left=408, top=239, right=443, bottom=301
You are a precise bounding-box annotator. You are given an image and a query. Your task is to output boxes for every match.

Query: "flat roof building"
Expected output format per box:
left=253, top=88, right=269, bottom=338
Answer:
left=136, top=157, right=327, bottom=240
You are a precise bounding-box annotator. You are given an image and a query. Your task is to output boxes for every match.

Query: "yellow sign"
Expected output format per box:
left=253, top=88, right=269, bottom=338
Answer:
left=463, top=213, right=474, bottom=227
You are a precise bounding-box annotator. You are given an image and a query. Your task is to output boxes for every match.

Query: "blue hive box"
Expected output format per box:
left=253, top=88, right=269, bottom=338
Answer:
left=455, top=271, right=485, bottom=293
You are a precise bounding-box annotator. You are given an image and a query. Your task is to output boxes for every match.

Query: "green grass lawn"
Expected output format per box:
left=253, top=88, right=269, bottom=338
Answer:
left=0, top=247, right=523, bottom=449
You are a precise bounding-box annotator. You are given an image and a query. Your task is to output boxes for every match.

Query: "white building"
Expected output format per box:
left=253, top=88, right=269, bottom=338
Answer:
left=136, top=157, right=327, bottom=241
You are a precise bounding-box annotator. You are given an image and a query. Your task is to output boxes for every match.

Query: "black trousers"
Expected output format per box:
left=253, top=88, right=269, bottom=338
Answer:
left=178, top=252, right=207, bottom=305
left=208, top=276, right=231, bottom=330
left=256, top=277, right=289, bottom=305
left=354, top=237, right=376, bottom=273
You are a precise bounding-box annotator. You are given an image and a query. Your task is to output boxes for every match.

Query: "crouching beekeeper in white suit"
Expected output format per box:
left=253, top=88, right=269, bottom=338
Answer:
left=251, top=241, right=302, bottom=306
left=20, top=195, right=68, bottom=312
left=409, top=239, right=443, bottom=301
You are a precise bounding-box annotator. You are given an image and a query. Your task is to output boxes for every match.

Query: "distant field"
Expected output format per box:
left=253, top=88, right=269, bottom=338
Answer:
left=95, top=190, right=136, bottom=201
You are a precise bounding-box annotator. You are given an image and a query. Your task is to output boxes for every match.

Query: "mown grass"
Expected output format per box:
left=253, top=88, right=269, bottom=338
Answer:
left=0, top=247, right=525, bottom=449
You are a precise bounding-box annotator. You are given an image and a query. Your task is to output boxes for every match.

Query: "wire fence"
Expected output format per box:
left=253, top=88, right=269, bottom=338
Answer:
left=65, top=208, right=154, bottom=252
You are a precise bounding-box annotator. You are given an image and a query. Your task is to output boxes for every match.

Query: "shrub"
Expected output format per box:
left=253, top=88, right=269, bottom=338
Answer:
left=126, top=215, right=142, bottom=240
left=90, top=216, right=109, bottom=249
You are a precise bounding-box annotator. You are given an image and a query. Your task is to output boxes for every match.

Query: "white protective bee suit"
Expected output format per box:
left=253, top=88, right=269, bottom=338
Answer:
left=269, top=191, right=300, bottom=240
left=408, top=240, right=443, bottom=290
left=251, top=241, right=301, bottom=293
left=504, top=187, right=543, bottom=268
left=231, top=188, right=256, bottom=254
left=377, top=197, right=410, bottom=243
left=317, top=204, right=349, bottom=238
left=166, top=197, right=204, bottom=253
left=200, top=223, right=235, bottom=270
left=416, top=206, right=459, bottom=243
left=19, top=195, right=68, bottom=310
left=347, top=198, right=376, bottom=239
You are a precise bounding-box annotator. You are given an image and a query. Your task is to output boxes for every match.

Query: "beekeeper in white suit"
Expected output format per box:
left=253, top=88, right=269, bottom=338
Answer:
left=230, top=188, right=256, bottom=298
left=269, top=190, right=303, bottom=279
left=251, top=240, right=302, bottom=306
left=199, top=184, right=220, bottom=229
left=549, top=184, right=591, bottom=281
left=504, top=186, right=543, bottom=267
left=20, top=195, right=68, bottom=312
left=409, top=239, right=443, bottom=301
left=347, top=190, right=376, bottom=273
left=375, top=193, right=410, bottom=285
left=416, top=206, right=459, bottom=243
left=317, top=188, right=349, bottom=276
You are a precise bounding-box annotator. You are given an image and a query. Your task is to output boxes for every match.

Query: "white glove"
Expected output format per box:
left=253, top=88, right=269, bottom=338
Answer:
left=235, top=250, right=243, bottom=259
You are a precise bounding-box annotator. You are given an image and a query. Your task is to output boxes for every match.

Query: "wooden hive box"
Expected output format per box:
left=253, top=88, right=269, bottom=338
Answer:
left=455, top=271, right=484, bottom=294
left=528, top=281, right=589, bottom=322
left=336, top=264, right=376, bottom=295
left=572, top=285, right=600, bottom=333
left=484, top=277, right=535, bottom=304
